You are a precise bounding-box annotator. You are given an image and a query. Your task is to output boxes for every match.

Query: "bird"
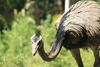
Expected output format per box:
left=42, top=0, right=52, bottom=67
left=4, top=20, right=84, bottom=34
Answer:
left=31, top=1, right=100, bottom=67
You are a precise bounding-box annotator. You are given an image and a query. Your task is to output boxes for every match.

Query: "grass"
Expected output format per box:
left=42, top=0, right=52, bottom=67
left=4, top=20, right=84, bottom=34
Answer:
left=0, top=14, right=97, bottom=67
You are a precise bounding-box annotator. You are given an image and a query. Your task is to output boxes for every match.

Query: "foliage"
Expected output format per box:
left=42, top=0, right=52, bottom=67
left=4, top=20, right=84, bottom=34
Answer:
left=0, top=0, right=26, bottom=11
left=0, top=14, right=96, bottom=67
left=0, top=16, right=36, bottom=67
left=52, top=14, right=62, bottom=25
left=0, top=0, right=100, bottom=67
left=0, top=0, right=26, bottom=31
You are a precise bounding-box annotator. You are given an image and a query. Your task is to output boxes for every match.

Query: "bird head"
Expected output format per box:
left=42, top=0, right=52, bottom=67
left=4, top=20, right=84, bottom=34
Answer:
left=30, top=34, right=43, bottom=56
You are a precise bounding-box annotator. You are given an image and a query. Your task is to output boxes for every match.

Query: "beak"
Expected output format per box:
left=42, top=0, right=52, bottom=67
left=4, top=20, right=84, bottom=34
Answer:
left=32, top=44, right=39, bottom=56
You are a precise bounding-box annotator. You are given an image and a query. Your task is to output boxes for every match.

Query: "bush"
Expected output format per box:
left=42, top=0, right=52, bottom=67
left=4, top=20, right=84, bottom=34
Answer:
left=0, top=14, right=95, bottom=67
left=0, top=16, right=36, bottom=67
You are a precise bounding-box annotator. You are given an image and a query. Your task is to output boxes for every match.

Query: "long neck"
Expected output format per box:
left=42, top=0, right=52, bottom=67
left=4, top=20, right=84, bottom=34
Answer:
left=38, top=38, right=63, bottom=62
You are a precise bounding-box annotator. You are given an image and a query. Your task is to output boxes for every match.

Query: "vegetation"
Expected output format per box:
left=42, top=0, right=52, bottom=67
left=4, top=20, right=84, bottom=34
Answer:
left=0, top=14, right=95, bottom=67
left=0, top=0, right=100, bottom=67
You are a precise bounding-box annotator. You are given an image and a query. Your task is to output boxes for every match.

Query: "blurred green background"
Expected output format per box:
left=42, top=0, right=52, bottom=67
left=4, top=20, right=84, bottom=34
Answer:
left=0, top=0, right=100, bottom=67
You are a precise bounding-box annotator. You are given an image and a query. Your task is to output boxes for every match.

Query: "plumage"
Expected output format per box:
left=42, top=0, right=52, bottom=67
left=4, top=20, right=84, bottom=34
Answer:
left=55, top=1, right=100, bottom=49
left=31, top=1, right=100, bottom=67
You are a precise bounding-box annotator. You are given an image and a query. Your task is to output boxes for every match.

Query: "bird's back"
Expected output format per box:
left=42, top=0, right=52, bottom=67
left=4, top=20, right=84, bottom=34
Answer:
left=56, top=1, right=100, bottom=49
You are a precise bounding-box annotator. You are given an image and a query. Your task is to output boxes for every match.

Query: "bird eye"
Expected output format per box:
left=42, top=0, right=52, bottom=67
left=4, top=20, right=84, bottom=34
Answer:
left=30, top=41, right=33, bottom=44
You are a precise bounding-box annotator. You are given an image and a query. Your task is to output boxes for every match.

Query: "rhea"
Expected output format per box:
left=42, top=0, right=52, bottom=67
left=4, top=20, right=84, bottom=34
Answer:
left=31, top=1, right=100, bottom=67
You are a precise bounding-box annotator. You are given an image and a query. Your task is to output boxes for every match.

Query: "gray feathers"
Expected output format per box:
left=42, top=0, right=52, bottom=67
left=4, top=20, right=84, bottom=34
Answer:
left=56, top=1, right=100, bottom=49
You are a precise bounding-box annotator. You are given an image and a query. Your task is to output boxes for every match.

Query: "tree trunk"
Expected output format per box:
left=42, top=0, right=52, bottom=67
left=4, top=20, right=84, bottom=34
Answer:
left=65, top=0, right=79, bottom=12
left=65, top=0, right=70, bottom=12
left=34, top=0, right=41, bottom=35
left=4, top=1, right=10, bottom=29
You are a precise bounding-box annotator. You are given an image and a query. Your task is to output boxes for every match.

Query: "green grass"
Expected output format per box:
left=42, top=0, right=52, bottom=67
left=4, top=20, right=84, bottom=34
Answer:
left=0, top=15, right=97, bottom=67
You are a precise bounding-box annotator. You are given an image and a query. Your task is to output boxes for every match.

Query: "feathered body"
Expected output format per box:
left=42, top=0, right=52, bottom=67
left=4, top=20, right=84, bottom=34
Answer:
left=31, top=1, right=100, bottom=67
left=56, top=1, right=100, bottom=49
